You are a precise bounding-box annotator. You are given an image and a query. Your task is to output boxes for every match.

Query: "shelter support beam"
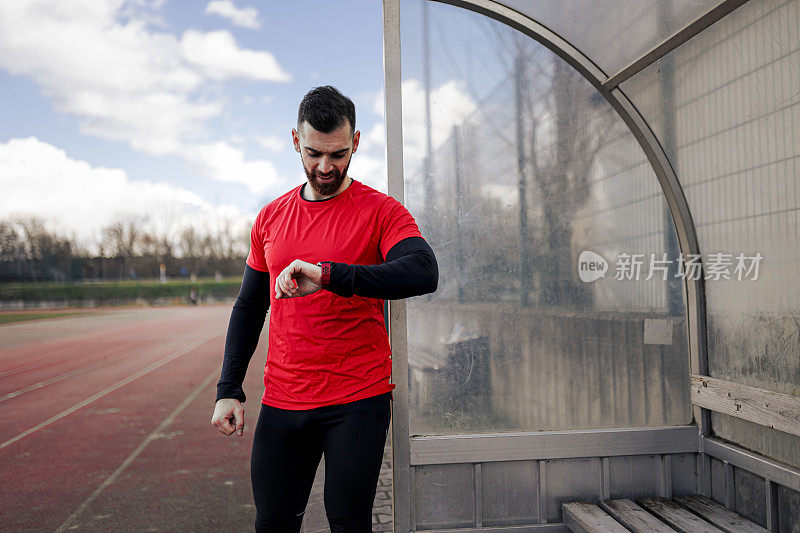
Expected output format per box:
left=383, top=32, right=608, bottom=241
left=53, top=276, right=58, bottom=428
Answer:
left=601, top=0, right=751, bottom=90
left=382, top=1, right=412, bottom=532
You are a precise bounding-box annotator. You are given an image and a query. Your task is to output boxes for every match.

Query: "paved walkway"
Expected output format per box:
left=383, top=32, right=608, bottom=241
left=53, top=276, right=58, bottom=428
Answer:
left=301, top=430, right=393, bottom=532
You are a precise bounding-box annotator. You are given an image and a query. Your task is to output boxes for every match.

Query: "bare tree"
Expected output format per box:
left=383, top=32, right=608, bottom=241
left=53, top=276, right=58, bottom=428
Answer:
left=101, top=215, right=146, bottom=278
left=0, top=211, right=250, bottom=283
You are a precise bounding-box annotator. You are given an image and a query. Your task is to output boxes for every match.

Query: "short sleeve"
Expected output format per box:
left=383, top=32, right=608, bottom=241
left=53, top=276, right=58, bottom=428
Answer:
left=245, top=207, right=269, bottom=272
left=379, top=197, right=423, bottom=260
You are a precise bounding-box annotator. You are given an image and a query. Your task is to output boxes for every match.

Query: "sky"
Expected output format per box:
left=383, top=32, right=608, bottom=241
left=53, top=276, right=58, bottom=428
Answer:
left=0, top=0, right=390, bottom=247
left=0, top=0, right=489, bottom=251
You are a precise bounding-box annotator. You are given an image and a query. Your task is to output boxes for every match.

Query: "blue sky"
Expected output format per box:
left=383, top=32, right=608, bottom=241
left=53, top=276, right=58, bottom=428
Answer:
left=0, top=0, right=487, bottom=250
left=0, top=0, right=389, bottom=245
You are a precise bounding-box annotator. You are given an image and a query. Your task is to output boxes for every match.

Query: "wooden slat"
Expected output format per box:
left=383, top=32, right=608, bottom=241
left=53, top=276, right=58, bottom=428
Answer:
left=690, top=374, right=800, bottom=437
left=638, top=497, right=725, bottom=533
left=674, top=495, right=769, bottom=533
left=600, top=499, right=677, bottom=532
left=562, top=502, right=629, bottom=533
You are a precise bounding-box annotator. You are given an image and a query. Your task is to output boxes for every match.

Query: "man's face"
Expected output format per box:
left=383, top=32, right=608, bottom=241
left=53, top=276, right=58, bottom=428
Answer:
left=292, top=120, right=360, bottom=199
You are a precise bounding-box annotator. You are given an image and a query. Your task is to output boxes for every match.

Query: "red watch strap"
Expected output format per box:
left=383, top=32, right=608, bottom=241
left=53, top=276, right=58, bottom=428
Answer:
left=317, top=261, right=332, bottom=288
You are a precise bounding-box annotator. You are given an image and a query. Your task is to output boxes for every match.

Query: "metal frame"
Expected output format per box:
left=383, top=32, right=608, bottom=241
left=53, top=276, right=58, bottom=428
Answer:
left=601, top=0, right=752, bottom=90
left=398, top=0, right=710, bottom=444
left=378, top=0, right=770, bottom=529
left=382, top=3, right=413, bottom=533
left=428, top=0, right=710, bottom=438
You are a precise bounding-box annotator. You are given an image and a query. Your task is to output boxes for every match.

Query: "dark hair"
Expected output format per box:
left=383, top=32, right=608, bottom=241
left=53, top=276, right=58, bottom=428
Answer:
left=297, top=85, right=356, bottom=135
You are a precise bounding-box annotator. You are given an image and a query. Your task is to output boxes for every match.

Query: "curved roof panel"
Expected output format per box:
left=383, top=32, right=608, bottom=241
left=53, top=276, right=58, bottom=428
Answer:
left=496, top=0, right=719, bottom=75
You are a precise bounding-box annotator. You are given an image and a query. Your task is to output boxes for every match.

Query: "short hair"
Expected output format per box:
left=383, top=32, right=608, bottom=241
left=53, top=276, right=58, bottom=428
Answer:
left=297, top=85, right=356, bottom=135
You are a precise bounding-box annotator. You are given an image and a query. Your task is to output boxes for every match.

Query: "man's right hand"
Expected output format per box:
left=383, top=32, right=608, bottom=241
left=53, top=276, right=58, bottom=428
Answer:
left=211, top=398, right=245, bottom=436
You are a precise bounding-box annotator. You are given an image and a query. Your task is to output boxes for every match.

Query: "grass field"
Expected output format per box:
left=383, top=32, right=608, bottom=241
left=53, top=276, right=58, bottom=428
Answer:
left=0, top=277, right=241, bottom=305
left=0, top=311, right=92, bottom=325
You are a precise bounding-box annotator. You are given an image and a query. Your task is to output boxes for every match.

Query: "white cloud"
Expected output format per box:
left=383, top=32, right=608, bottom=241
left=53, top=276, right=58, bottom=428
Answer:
left=256, top=135, right=287, bottom=153
left=0, top=1, right=210, bottom=156
left=358, top=123, right=385, bottom=152
left=0, top=137, right=251, bottom=246
left=361, top=81, right=475, bottom=179
left=401, top=79, right=477, bottom=170
left=349, top=123, right=386, bottom=192
left=205, top=0, right=260, bottom=29
left=0, top=1, right=290, bottom=182
left=372, top=89, right=385, bottom=117
left=80, top=93, right=223, bottom=156
left=349, top=153, right=387, bottom=193
left=181, top=30, right=290, bottom=82
left=180, top=141, right=282, bottom=194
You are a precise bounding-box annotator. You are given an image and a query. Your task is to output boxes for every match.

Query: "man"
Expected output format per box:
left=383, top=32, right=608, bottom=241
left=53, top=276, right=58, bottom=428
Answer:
left=211, top=85, right=438, bottom=532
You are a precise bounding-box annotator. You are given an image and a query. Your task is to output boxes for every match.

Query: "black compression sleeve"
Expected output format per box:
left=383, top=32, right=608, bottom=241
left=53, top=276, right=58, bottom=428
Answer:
left=215, top=265, right=270, bottom=403
left=326, top=236, right=438, bottom=300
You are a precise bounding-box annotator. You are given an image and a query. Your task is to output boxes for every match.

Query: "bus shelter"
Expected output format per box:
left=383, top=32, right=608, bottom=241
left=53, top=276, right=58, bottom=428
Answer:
left=380, top=0, right=800, bottom=530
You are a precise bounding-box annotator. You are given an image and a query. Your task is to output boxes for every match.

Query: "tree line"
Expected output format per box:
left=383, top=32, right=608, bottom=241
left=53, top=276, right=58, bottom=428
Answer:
left=0, top=215, right=249, bottom=283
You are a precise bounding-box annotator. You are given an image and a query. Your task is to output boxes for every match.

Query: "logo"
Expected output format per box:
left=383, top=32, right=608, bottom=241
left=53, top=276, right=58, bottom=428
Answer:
left=578, top=250, right=608, bottom=282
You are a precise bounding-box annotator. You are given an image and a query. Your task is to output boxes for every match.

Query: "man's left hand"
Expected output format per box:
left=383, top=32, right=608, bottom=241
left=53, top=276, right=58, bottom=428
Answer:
left=275, top=259, right=323, bottom=299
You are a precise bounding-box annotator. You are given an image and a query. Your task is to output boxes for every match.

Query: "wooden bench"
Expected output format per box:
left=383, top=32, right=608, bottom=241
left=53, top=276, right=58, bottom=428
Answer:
left=563, top=494, right=769, bottom=533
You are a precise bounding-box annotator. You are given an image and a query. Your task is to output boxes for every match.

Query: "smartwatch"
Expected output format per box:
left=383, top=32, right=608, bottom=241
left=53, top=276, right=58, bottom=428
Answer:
left=316, top=261, right=333, bottom=288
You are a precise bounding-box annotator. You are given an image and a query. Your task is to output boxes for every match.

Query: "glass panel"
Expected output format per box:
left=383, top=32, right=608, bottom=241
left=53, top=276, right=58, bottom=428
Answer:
left=400, top=0, right=691, bottom=436
left=622, top=0, right=800, bottom=467
left=498, top=0, right=719, bottom=75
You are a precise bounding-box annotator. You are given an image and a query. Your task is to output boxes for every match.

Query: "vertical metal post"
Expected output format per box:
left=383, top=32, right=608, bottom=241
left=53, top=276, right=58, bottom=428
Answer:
left=657, top=1, right=683, bottom=318
left=421, top=0, right=434, bottom=234
left=382, top=1, right=412, bottom=531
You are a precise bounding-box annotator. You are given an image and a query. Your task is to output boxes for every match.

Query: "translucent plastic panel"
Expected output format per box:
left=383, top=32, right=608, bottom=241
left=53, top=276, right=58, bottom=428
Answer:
left=400, top=0, right=691, bottom=436
left=499, top=0, right=719, bottom=75
left=622, top=0, right=800, bottom=466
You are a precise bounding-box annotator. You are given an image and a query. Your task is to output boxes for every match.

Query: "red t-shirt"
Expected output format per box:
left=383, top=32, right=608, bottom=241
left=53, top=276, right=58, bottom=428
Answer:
left=246, top=179, right=422, bottom=409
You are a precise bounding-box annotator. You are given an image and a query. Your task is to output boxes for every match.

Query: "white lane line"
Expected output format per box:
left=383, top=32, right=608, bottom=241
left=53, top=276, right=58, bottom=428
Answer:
left=0, top=348, right=90, bottom=378
left=54, top=365, right=221, bottom=532
left=0, top=350, right=136, bottom=402
left=0, top=334, right=219, bottom=451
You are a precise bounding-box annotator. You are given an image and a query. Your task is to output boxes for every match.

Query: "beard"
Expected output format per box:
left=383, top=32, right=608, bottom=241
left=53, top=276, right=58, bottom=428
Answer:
left=303, top=157, right=352, bottom=197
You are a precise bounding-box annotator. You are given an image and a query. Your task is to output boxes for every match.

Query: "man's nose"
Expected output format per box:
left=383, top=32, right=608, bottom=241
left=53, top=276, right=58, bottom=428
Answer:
left=318, top=157, right=334, bottom=174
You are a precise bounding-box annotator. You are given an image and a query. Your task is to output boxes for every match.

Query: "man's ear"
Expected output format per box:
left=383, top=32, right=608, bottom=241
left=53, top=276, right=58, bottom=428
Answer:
left=351, top=130, right=360, bottom=154
left=292, top=128, right=301, bottom=153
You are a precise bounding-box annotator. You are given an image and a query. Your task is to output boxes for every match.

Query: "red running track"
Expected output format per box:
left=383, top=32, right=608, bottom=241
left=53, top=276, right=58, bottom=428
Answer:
left=0, top=305, right=268, bottom=532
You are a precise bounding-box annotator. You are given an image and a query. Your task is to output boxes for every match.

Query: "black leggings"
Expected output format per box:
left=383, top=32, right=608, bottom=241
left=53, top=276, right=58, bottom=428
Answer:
left=250, top=393, right=391, bottom=532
